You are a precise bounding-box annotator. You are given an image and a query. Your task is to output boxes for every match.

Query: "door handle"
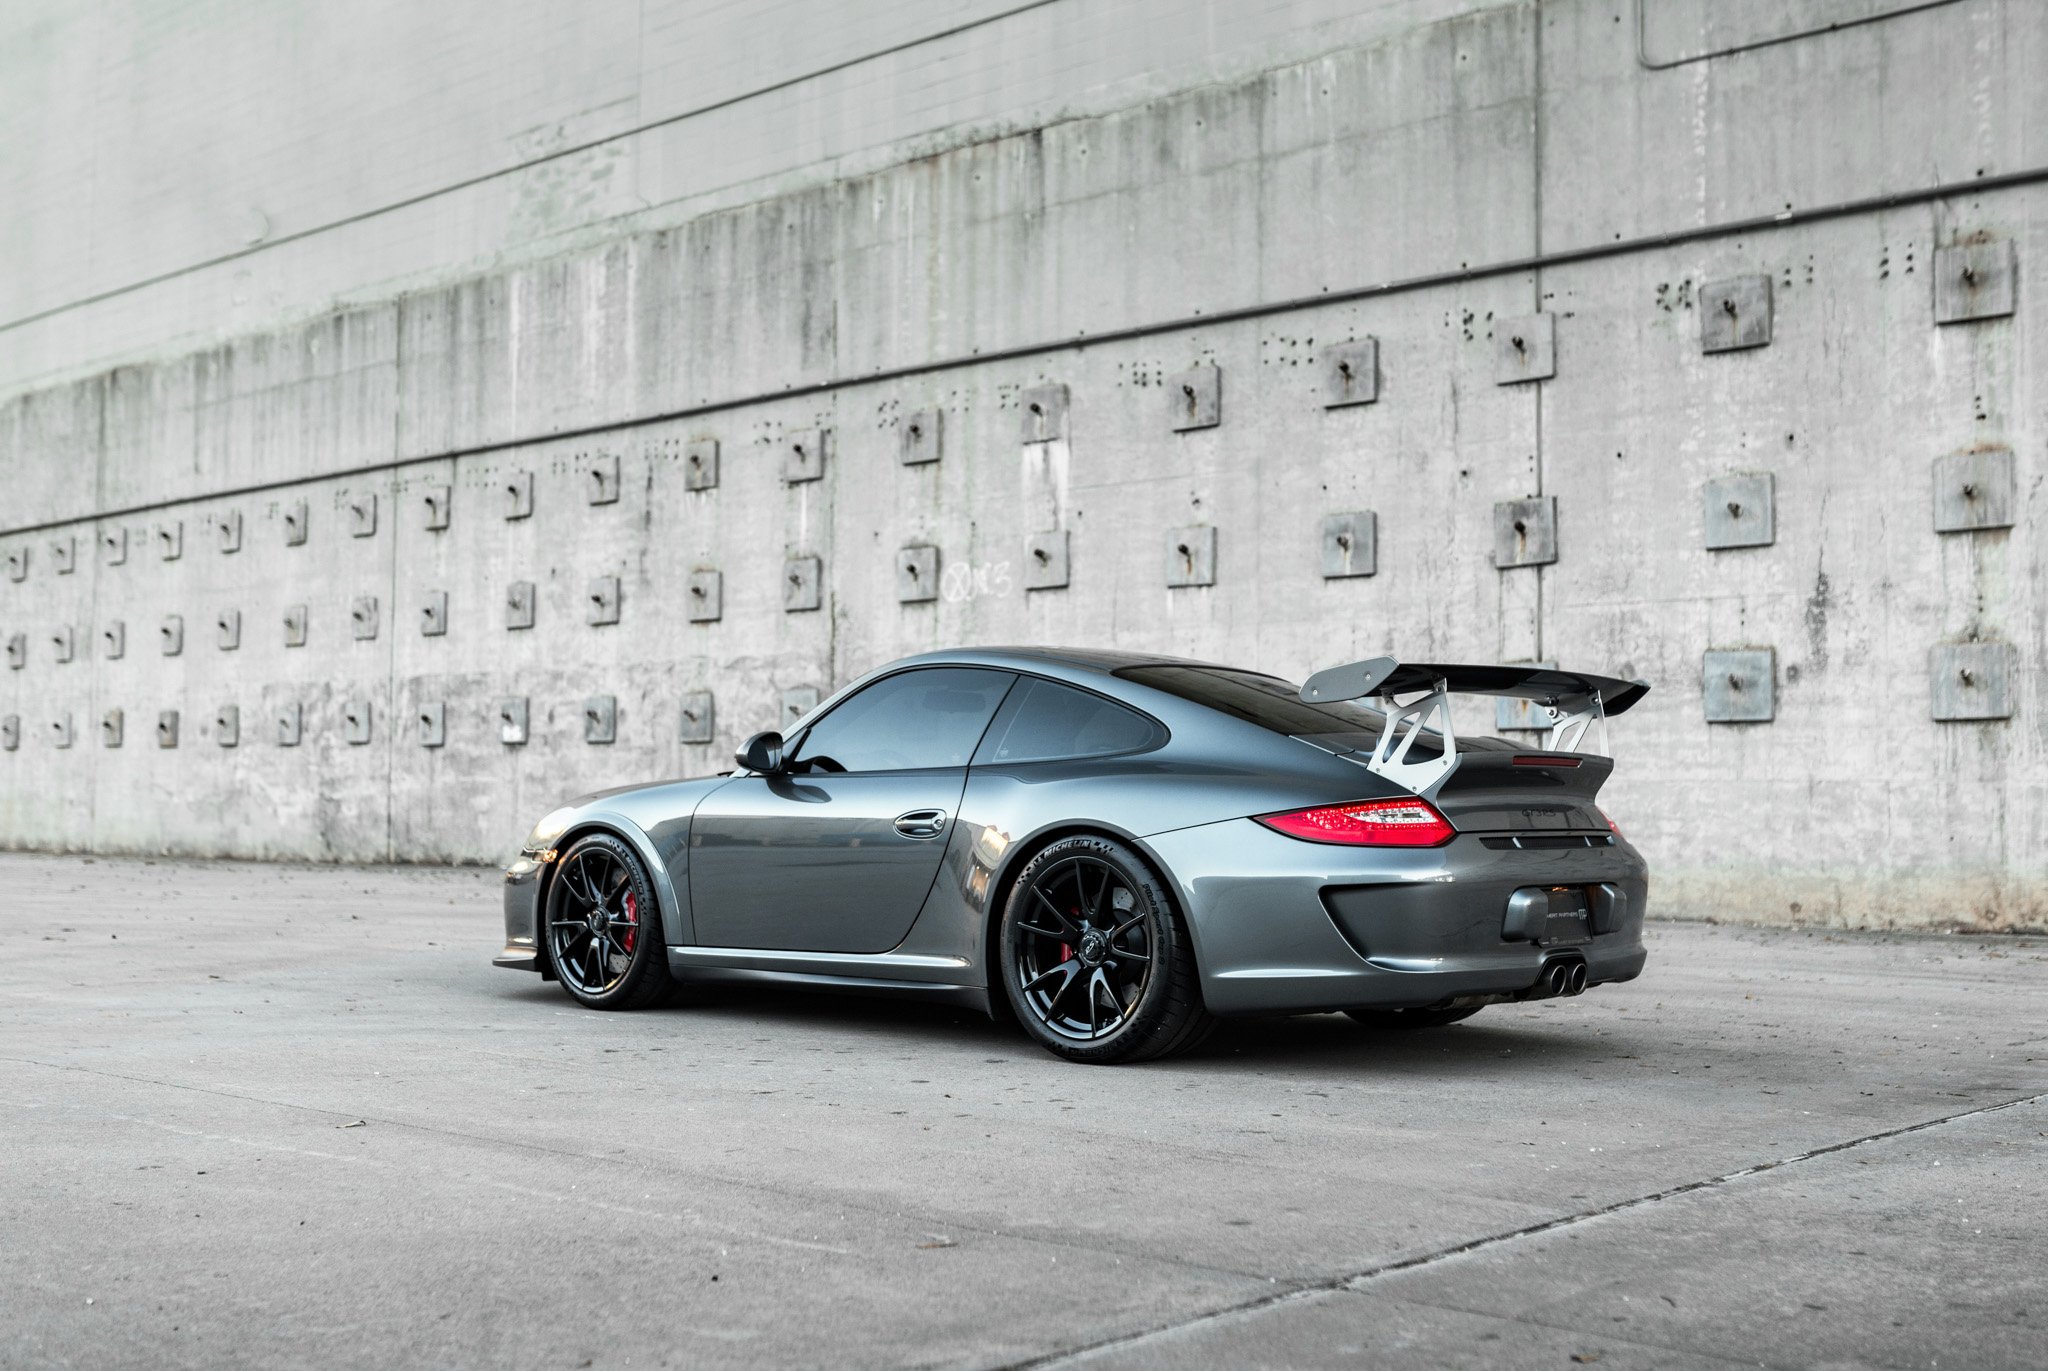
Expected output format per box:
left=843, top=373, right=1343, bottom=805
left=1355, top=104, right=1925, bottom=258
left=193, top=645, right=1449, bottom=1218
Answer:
left=893, top=809, right=948, bottom=840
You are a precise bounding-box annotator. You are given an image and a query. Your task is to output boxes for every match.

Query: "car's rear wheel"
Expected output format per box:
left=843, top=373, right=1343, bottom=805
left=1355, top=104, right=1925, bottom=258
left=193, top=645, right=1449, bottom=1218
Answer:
left=999, top=836, right=1212, bottom=1064
left=1345, top=1005, right=1483, bottom=1029
left=544, top=833, right=676, bottom=1010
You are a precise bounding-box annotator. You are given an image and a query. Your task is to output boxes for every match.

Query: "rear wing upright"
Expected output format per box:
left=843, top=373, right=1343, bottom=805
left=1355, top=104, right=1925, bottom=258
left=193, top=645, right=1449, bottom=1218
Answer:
left=1298, top=657, right=1651, bottom=799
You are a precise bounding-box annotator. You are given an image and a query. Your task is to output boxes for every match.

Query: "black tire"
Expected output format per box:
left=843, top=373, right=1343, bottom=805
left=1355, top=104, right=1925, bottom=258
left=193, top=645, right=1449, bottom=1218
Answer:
left=543, top=833, right=677, bottom=1011
left=998, top=835, right=1213, bottom=1064
left=1344, top=1005, right=1483, bottom=1029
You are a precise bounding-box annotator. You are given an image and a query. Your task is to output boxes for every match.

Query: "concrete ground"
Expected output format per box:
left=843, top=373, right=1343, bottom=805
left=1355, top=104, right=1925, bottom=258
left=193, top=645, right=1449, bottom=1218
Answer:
left=1, top=854, right=2042, bottom=1370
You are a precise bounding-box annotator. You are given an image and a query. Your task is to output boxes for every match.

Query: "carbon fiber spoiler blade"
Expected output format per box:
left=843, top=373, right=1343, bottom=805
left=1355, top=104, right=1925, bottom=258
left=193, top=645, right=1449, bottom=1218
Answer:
left=1300, top=658, right=1651, bottom=716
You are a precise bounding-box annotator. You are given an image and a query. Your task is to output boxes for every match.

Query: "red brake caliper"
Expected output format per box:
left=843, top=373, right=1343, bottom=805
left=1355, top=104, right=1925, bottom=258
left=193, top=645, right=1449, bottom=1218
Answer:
left=622, top=892, right=638, bottom=952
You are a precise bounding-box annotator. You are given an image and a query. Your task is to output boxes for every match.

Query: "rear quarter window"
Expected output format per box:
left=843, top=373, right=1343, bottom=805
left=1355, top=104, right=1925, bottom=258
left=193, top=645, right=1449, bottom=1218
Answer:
left=973, top=678, right=1165, bottom=765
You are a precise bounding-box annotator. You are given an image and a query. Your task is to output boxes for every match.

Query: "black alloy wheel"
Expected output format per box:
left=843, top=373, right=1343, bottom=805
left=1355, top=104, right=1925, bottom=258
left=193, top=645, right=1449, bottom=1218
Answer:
left=999, top=835, right=1212, bottom=1064
left=1345, top=1005, right=1484, bottom=1029
left=544, top=833, right=676, bottom=1010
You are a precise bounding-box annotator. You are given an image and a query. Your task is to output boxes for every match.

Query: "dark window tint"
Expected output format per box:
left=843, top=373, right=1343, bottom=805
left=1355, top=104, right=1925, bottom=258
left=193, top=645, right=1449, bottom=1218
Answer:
left=788, top=668, right=1014, bottom=773
left=974, top=678, right=1164, bottom=765
left=1115, top=664, right=1442, bottom=756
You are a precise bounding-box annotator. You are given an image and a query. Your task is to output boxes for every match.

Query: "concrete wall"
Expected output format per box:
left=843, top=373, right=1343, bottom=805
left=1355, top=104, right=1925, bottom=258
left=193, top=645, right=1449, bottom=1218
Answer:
left=1, top=0, right=2043, bottom=930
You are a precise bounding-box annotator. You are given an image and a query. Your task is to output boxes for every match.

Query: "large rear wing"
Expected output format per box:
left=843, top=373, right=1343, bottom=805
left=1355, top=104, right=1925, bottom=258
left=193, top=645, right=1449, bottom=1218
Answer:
left=1298, top=657, right=1651, bottom=799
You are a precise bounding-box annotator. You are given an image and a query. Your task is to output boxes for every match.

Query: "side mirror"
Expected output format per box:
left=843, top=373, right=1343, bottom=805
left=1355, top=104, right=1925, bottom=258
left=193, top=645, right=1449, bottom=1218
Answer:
left=735, top=731, right=786, bottom=774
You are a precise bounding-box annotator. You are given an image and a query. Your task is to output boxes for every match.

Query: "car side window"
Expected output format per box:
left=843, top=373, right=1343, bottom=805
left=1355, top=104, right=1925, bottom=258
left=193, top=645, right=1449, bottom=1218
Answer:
left=973, top=677, right=1165, bottom=766
left=787, top=668, right=1016, bottom=774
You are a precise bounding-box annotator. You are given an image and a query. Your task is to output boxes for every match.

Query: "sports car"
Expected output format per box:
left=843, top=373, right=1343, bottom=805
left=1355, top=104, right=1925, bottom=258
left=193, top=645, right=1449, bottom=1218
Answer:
left=495, top=648, right=1652, bottom=1063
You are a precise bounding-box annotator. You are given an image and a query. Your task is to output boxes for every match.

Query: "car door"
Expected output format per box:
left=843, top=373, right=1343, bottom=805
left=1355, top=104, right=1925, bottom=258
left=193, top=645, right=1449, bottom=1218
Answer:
left=688, top=667, right=1017, bottom=953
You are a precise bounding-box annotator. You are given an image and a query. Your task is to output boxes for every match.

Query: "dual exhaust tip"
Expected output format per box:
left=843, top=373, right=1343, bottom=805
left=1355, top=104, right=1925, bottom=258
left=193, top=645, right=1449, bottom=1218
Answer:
left=1542, top=958, right=1589, bottom=998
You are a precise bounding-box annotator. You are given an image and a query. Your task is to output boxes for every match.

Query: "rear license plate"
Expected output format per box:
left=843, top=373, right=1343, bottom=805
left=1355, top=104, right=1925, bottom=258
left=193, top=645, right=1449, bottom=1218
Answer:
left=1542, top=886, right=1591, bottom=944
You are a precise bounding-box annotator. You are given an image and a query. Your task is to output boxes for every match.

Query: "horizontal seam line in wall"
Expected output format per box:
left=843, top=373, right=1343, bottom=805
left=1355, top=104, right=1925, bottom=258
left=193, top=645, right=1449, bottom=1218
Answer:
left=5, top=162, right=2042, bottom=540
left=0, top=0, right=1070, bottom=337
left=1635, top=0, right=1969, bottom=70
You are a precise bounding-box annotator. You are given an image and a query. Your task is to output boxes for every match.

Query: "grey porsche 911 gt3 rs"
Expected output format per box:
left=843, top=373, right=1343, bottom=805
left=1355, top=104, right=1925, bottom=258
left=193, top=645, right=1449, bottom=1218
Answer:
left=495, top=648, right=1652, bottom=1063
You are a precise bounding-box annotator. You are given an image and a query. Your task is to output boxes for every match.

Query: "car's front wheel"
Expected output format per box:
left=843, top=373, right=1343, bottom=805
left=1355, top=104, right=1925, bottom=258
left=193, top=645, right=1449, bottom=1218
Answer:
left=544, top=833, right=677, bottom=1010
left=998, top=836, right=1212, bottom=1064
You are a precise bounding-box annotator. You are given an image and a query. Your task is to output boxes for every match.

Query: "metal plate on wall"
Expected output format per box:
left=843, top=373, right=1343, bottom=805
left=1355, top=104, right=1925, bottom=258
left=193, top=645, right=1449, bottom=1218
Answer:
left=684, top=439, right=720, bottom=491
left=587, top=575, right=621, bottom=626
left=51, top=713, right=73, bottom=749
left=102, top=621, right=125, bottom=659
left=1166, top=526, right=1217, bottom=588
left=101, top=708, right=123, bottom=748
left=1932, top=449, right=2014, bottom=532
left=351, top=596, right=379, bottom=641
left=1167, top=364, right=1221, bottom=431
left=498, top=698, right=529, bottom=746
left=101, top=527, right=127, bottom=564
left=1699, top=275, right=1773, bottom=352
left=586, top=453, right=620, bottom=505
left=1934, top=240, right=2016, bottom=323
left=283, top=501, right=308, bottom=546
left=156, top=710, right=179, bottom=749
left=781, top=687, right=820, bottom=730
left=1930, top=642, right=2013, bottom=721
left=342, top=701, right=371, bottom=746
left=157, top=521, right=182, bottom=560
left=217, top=609, right=241, bottom=652
left=0, top=715, right=16, bottom=750
left=1320, top=512, right=1377, bottom=579
left=346, top=493, right=377, bottom=538
left=901, top=410, right=941, bottom=466
left=584, top=695, right=616, bottom=745
left=687, top=570, right=723, bottom=623
left=215, top=704, right=241, bottom=748
left=276, top=703, right=302, bottom=747
left=506, top=581, right=536, bottom=630
left=422, top=484, right=451, bottom=531
left=504, top=472, right=533, bottom=520
left=783, top=429, right=828, bottom=484
left=5, top=633, right=24, bottom=670
left=5, top=548, right=25, bottom=580
left=215, top=510, right=243, bottom=554
left=896, top=545, right=939, bottom=602
left=783, top=556, right=822, bottom=612
left=51, top=535, right=75, bottom=574
left=51, top=625, right=74, bottom=664
left=1494, top=313, right=1555, bottom=384
left=283, top=604, right=307, bottom=648
left=1493, top=497, right=1558, bottom=568
left=1322, top=339, right=1379, bottom=408
left=420, top=591, right=448, bottom=637
left=417, top=701, right=446, bottom=748
left=160, top=616, right=183, bottom=656
left=1024, top=531, right=1069, bottom=591
left=1019, top=384, right=1068, bottom=443
left=1703, top=649, right=1775, bottom=723
left=1703, top=472, right=1776, bottom=549
left=679, top=690, right=715, bottom=745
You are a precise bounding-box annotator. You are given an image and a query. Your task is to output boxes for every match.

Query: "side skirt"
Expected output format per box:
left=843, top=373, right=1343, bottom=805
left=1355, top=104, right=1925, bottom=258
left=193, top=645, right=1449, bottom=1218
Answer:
left=665, top=946, right=991, bottom=1016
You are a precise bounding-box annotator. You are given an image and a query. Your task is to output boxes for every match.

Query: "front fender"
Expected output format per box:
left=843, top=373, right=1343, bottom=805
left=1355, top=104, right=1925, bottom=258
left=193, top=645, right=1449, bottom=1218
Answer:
left=542, top=810, right=693, bottom=947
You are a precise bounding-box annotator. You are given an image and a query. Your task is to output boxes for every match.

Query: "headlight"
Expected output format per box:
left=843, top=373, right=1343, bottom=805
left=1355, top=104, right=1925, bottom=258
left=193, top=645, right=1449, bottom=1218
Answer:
left=523, top=806, right=577, bottom=855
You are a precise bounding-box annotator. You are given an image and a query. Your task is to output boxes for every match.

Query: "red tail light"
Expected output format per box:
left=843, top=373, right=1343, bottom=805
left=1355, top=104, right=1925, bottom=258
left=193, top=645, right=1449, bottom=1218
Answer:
left=1256, top=797, right=1456, bottom=847
left=1599, top=807, right=1622, bottom=839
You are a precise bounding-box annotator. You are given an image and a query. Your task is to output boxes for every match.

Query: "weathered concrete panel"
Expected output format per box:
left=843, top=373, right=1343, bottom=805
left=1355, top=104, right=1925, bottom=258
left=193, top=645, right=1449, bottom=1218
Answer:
left=0, top=0, right=2041, bottom=931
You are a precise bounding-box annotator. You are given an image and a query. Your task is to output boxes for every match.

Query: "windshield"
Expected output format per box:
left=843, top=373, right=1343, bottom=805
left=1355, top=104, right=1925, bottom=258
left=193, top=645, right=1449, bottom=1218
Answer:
left=1114, top=664, right=1445, bottom=756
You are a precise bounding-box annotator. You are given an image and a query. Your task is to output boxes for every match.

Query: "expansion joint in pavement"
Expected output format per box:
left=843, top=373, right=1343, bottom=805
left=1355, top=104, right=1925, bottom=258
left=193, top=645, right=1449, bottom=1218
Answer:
left=1002, top=1090, right=2047, bottom=1369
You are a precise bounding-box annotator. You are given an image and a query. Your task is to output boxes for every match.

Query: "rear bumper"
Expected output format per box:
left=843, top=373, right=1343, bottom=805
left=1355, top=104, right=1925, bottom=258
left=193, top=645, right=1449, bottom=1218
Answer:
left=1144, top=819, right=1650, bottom=1015
left=497, top=855, right=545, bottom=973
